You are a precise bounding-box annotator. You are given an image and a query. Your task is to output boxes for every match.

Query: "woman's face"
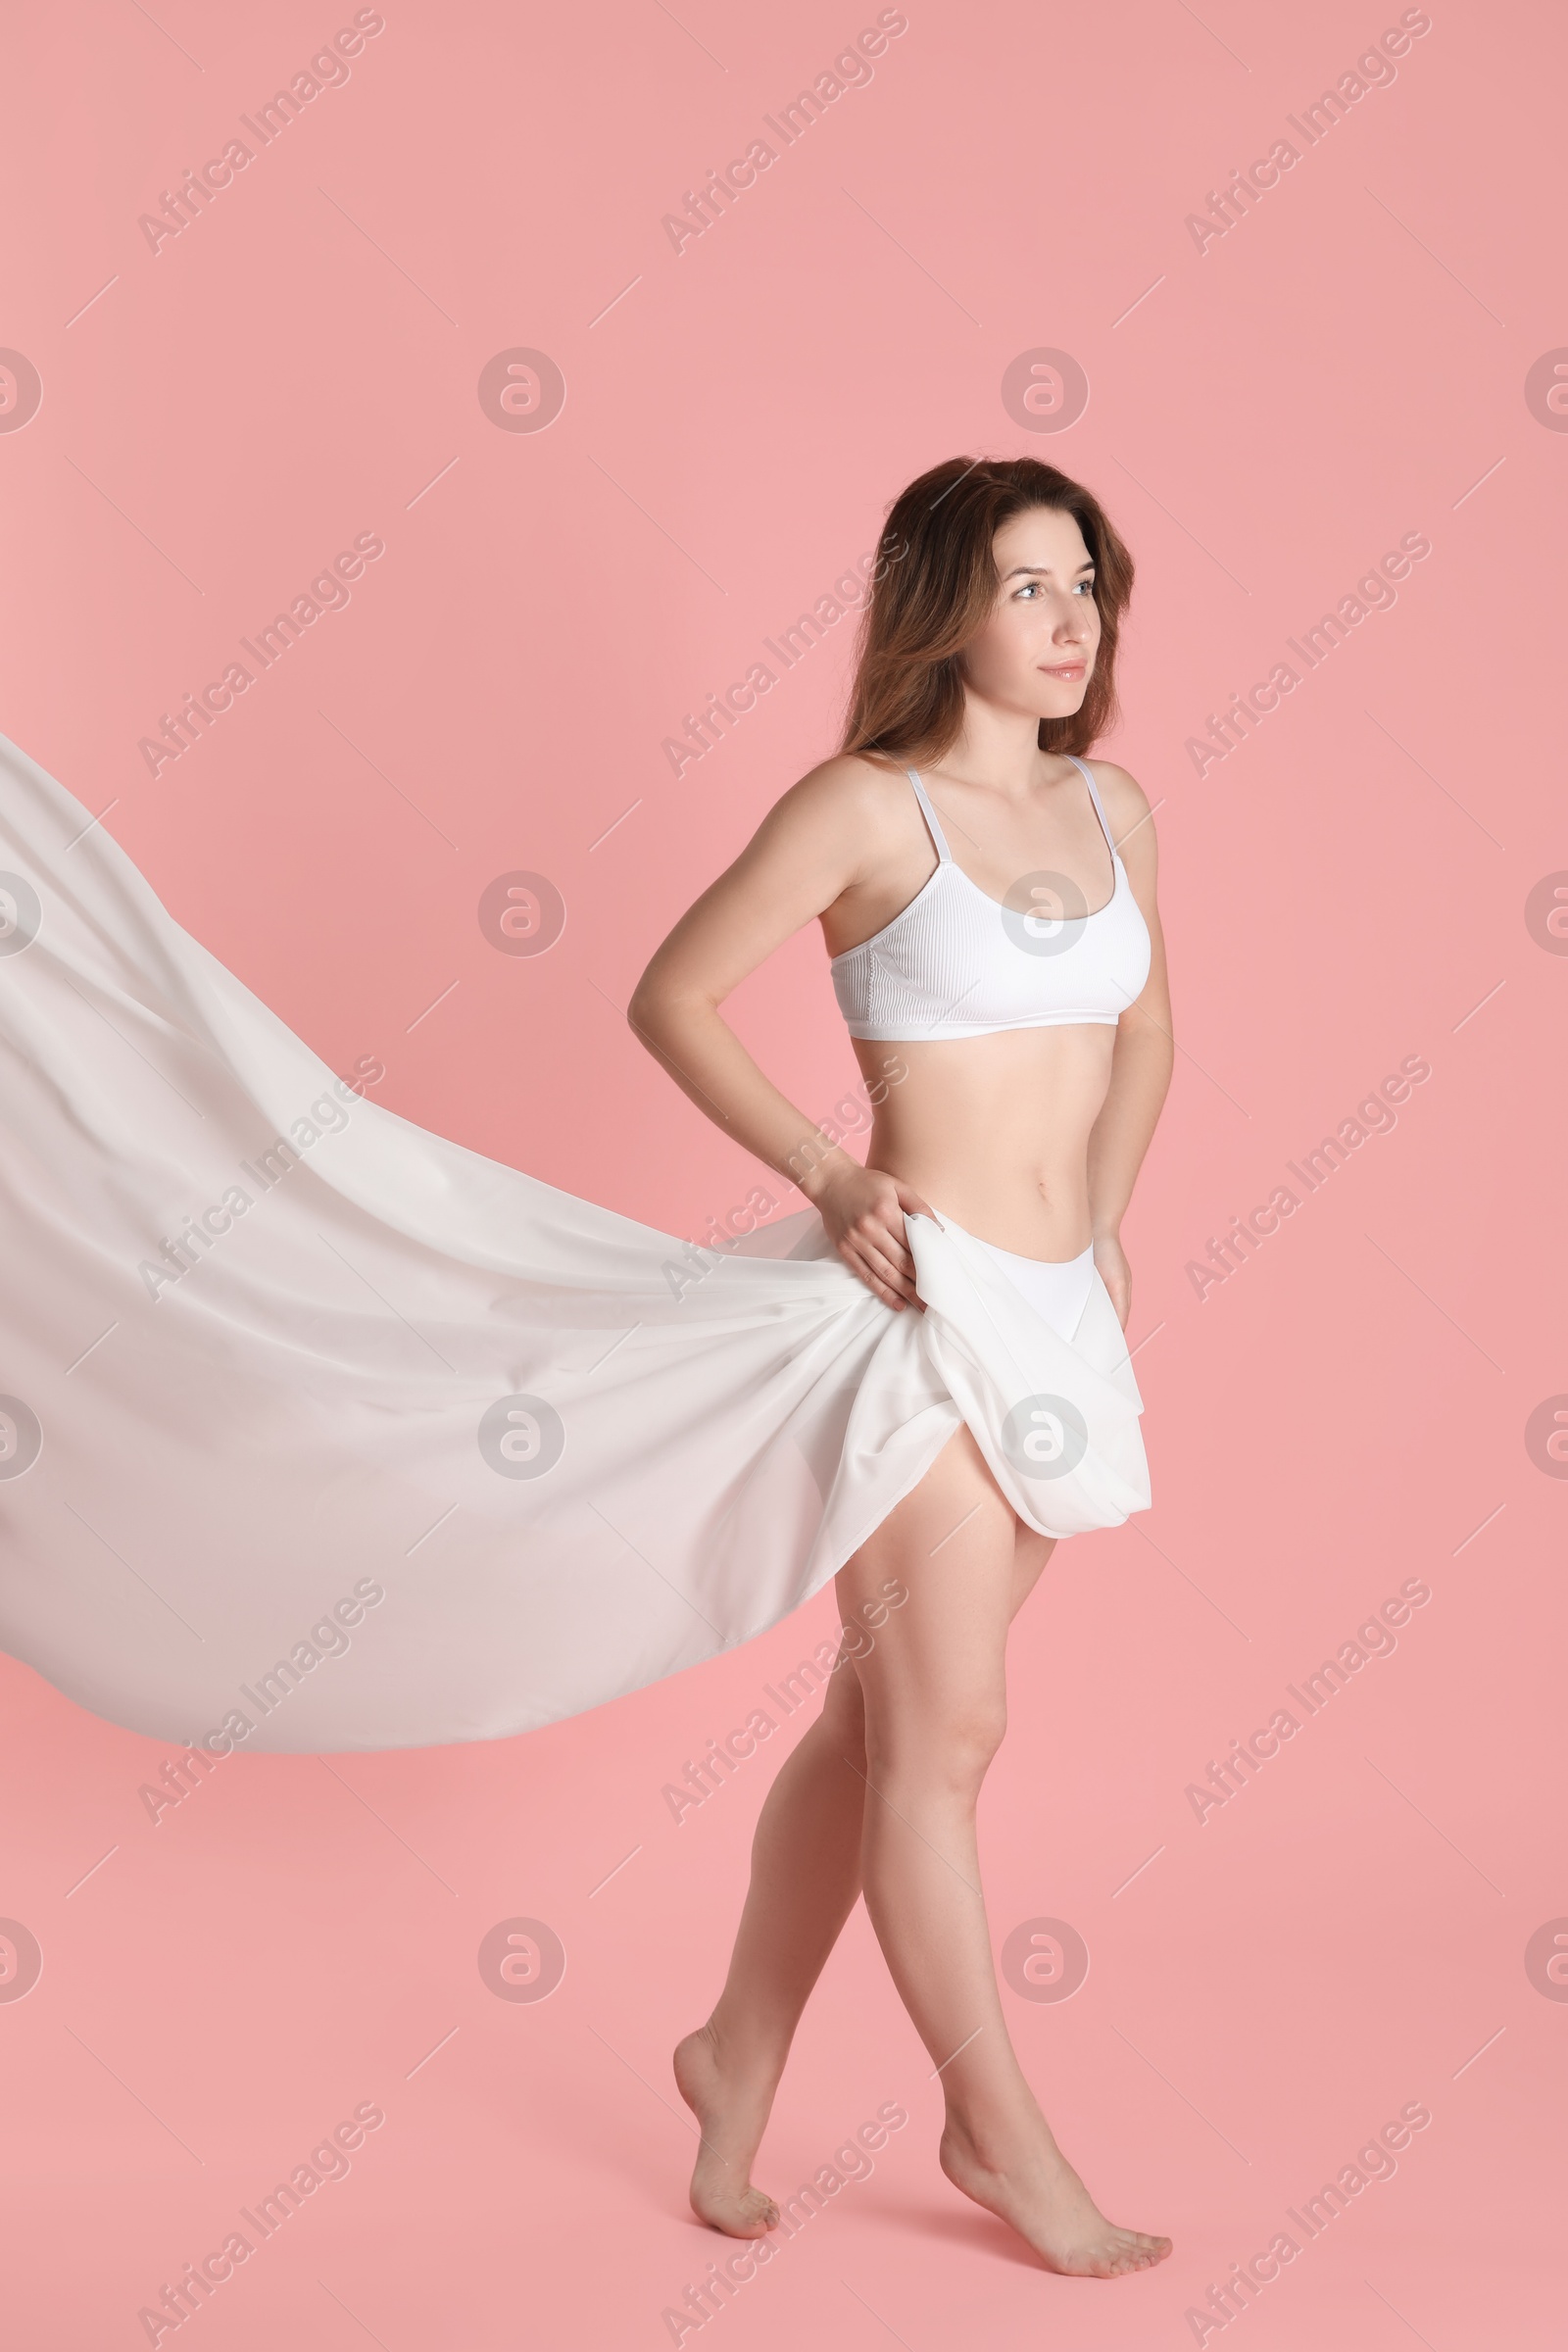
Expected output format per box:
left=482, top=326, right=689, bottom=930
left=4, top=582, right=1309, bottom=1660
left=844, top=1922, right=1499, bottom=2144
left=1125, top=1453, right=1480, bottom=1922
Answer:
left=960, top=505, right=1101, bottom=722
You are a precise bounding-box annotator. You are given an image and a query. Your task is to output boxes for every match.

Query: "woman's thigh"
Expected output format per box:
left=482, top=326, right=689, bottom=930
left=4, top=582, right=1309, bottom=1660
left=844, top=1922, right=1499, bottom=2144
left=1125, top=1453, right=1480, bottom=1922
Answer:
left=835, top=1423, right=1052, bottom=1760
left=1008, top=1520, right=1057, bottom=1620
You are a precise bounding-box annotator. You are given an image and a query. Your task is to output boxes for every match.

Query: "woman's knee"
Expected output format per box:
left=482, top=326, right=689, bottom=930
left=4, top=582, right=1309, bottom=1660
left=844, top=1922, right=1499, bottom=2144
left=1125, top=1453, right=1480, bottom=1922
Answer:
left=864, top=1692, right=1007, bottom=1791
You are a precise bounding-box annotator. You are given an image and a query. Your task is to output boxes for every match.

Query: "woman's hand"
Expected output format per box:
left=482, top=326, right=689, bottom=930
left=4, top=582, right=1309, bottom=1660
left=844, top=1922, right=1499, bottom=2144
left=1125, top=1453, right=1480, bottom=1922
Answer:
left=805, top=1160, right=934, bottom=1311
left=1093, top=1230, right=1131, bottom=1329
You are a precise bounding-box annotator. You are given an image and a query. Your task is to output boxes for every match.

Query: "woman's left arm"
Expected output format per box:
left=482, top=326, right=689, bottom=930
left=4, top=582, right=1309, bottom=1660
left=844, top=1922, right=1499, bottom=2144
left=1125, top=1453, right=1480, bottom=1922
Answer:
left=1084, top=762, right=1174, bottom=1327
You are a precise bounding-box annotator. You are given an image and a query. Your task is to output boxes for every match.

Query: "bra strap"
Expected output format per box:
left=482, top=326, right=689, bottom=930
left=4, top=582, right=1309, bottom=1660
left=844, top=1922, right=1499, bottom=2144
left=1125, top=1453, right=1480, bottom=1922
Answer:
left=906, top=770, right=952, bottom=863
left=1066, top=755, right=1118, bottom=861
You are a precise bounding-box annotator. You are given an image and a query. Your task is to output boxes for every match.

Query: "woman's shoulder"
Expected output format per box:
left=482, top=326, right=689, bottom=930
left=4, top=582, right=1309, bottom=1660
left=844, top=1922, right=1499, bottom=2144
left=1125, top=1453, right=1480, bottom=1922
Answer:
left=764, top=751, right=918, bottom=842
left=1080, top=757, right=1154, bottom=842
left=1080, top=757, right=1157, bottom=872
left=1078, top=756, right=1149, bottom=820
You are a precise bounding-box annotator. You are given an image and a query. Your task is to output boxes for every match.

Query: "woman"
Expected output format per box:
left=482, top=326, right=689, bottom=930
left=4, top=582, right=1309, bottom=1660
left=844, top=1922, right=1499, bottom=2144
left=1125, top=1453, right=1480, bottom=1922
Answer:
left=0, top=451, right=1168, bottom=2278
left=630, top=456, right=1174, bottom=2278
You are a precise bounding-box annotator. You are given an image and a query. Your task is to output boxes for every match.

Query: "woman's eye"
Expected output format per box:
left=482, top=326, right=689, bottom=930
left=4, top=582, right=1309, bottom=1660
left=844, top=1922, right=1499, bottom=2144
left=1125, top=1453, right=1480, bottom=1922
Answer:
left=1074, top=579, right=1096, bottom=596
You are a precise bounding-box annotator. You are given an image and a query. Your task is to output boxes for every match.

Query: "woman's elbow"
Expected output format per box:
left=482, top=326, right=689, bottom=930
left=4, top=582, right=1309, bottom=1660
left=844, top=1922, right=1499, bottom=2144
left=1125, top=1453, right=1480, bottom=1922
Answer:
left=627, top=969, right=710, bottom=1053
left=626, top=976, right=662, bottom=1049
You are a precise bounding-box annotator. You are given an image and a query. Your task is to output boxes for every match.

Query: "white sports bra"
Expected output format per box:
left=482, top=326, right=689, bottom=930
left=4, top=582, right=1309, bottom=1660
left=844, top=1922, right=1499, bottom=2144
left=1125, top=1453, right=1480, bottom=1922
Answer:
left=830, top=758, right=1152, bottom=1042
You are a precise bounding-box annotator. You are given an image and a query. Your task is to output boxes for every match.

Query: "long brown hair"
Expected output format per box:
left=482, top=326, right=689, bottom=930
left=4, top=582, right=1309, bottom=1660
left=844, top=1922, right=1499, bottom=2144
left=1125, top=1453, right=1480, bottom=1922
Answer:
left=839, top=456, right=1135, bottom=765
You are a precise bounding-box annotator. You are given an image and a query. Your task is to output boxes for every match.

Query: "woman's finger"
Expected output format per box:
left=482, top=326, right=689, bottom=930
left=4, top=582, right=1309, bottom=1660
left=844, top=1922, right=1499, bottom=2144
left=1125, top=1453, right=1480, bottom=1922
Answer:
left=848, top=1207, right=914, bottom=1279
left=846, top=1230, right=921, bottom=1305
left=865, top=1223, right=915, bottom=1281
left=845, top=1257, right=906, bottom=1308
left=845, top=1243, right=912, bottom=1302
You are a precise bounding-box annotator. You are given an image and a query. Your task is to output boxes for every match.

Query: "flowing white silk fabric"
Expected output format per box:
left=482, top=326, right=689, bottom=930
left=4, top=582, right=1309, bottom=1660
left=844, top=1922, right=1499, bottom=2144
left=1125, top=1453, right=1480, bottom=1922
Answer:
left=0, top=734, right=1150, bottom=1753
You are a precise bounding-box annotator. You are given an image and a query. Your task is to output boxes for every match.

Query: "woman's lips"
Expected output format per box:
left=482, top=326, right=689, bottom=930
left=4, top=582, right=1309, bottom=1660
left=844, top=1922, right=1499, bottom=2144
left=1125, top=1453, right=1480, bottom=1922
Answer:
left=1040, top=661, right=1087, bottom=679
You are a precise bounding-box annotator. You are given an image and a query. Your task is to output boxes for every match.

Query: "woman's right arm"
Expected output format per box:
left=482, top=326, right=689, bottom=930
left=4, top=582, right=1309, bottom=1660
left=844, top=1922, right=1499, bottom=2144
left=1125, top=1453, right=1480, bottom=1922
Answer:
left=626, top=759, right=931, bottom=1310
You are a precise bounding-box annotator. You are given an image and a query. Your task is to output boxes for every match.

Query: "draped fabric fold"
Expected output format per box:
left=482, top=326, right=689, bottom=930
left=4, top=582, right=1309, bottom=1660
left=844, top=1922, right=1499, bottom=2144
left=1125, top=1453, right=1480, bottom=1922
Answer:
left=0, top=736, right=1150, bottom=1753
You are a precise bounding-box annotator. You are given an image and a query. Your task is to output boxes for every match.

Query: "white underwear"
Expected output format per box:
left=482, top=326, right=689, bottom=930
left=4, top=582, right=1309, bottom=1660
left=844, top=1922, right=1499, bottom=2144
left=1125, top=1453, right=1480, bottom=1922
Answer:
left=973, top=1238, right=1097, bottom=1342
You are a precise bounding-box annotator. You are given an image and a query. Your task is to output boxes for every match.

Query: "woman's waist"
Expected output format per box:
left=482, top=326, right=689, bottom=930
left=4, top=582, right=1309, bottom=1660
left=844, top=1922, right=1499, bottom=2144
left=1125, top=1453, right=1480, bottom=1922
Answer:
left=856, top=1048, right=1108, bottom=1168
left=863, top=1129, right=1095, bottom=1259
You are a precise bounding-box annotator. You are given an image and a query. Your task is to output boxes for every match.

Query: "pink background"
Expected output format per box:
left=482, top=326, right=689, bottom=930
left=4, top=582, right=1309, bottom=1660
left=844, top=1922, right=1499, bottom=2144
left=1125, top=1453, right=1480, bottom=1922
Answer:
left=2, top=1, right=1565, bottom=2344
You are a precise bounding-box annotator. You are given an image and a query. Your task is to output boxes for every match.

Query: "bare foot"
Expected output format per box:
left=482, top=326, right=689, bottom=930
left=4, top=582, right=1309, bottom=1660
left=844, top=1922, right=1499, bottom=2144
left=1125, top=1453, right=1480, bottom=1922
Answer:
left=940, top=2122, right=1172, bottom=2278
left=672, top=2024, right=781, bottom=2238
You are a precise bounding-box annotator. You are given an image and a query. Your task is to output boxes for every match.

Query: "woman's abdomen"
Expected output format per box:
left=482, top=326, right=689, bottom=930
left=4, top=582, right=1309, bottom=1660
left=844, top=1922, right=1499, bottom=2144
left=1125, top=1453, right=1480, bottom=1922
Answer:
left=852, top=1025, right=1116, bottom=1257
